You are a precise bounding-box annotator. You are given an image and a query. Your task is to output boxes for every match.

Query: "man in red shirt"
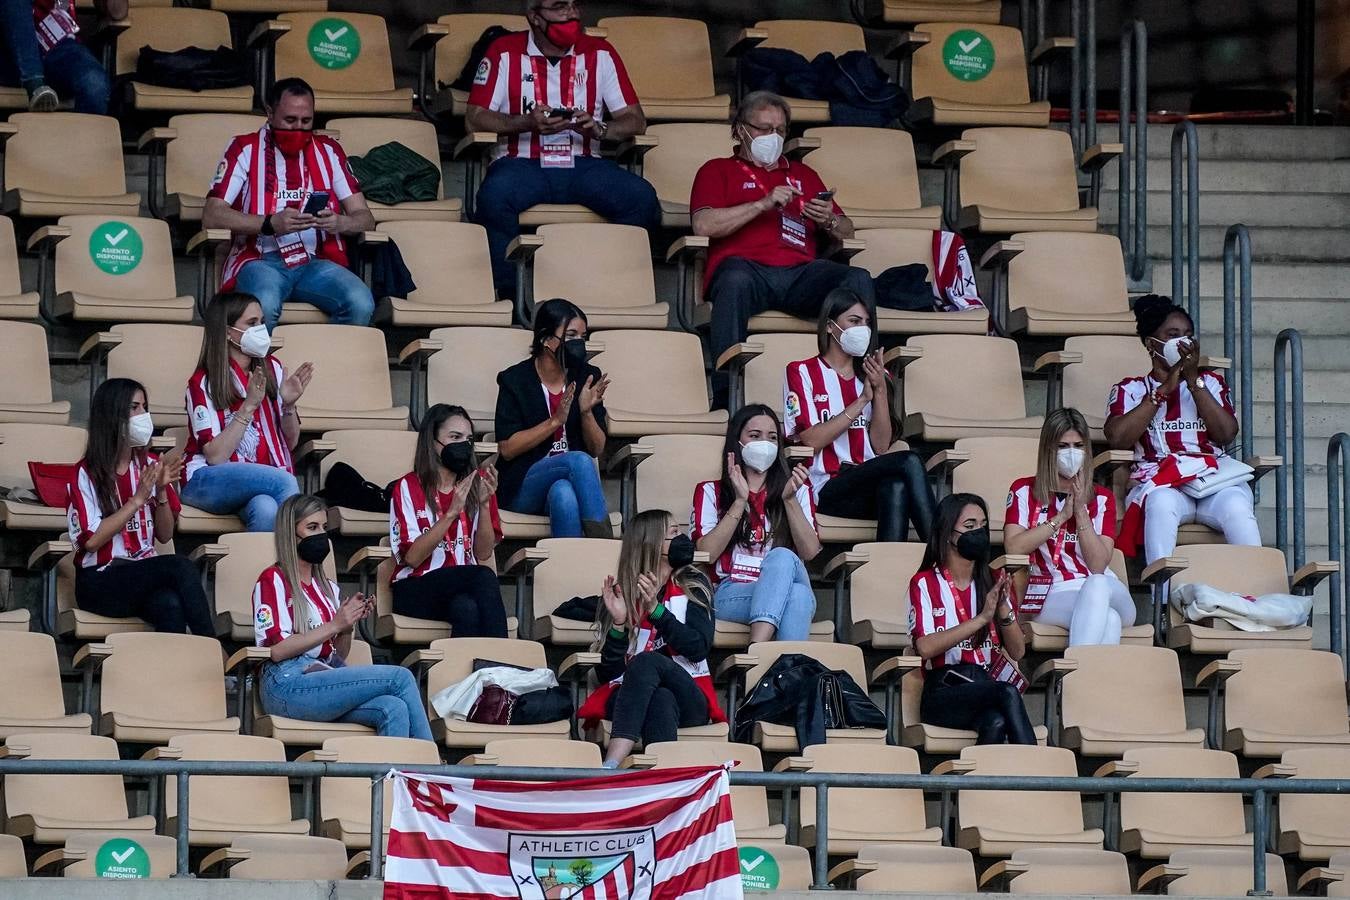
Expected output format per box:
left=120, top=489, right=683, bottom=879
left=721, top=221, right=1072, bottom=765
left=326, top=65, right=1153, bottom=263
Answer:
left=690, top=91, right=873, bottom=406
left=466, top=0, right=659, bottom=300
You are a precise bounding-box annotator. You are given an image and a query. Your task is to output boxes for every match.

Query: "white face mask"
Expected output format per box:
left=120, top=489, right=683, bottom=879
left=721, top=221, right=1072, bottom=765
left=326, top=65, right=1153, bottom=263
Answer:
left=128, top=412, right=154, bottom=448
left=1056, top=447, right=1085, bottom=479
left=739, top=440, right=779, bottom=474
left=747, top=132, right=783, bottom=167
left=234, top=323, right=271, bottom=359
left=1153, top=336, right=1191, bottom=368
left=834, top=323, right=872, bottom=357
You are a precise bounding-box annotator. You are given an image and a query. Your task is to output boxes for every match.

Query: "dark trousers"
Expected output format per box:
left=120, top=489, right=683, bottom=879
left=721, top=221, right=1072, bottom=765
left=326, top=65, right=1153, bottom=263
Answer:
left=817, top=450, right=937, bottom=543
left=391, top=565, right=508, bottom=638
left=75, top=555, right=214, bottom=636
left=605, top=651, right=709, bottom=745
left=920, top=663, right=1036, bottom=745
left=474, top=155, right=660, bottom=298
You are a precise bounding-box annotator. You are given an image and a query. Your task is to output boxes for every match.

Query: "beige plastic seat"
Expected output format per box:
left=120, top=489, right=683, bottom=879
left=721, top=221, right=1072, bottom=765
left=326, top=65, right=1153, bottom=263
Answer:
left=1137, top=847, right=1288, bottom=896
left=850, top=228, right=988, bottom=334
left=880, top=0, right=1002, bottom=25
left=1106, top=747, right=1250, bottom=857
left=80, top=632, right=240, bottom=743
left=595, top=17, right=730, bottom=121
left=898, top=667, right=1049, bottom=753
left=0, top=632, right=92, bottom=740
left=518, top=224, right=669, bottom=329
left=906, top=23, right=1051, bottom=128
left=797, top=127, right=942, bottom=230
left=200, top=532, right=281, bottom=641
left=272, top=325, right=410, bottom=432
left=360, top=548, right=446, bottom=646
left=1039, top=334, right=1151, bottom=438
left=373, top=222, right=509, bottom=327
left=4, top=113, right=140, bottom=218
left=737, top=21, right=867, bottom=122
left=834, top=843, right=978, bottom=892
left=308, top=429, right=415, bottom=535
left=614, top=433, right=720, bottom=530
left=902, top=335, right=1043, bottom=442
left=642, top=122, right=732, bottom=228
left=209, top=0, right=326, bottom=11
left=39, top=832, right=177, bottom=878
left=327, top=117, right=460, bottom=222
left=464, top=737, right=601, bottom=768
left=84, top=324, right=202, bottom=428
left=1001, top=232, right=1132, bottom=336
left=733, top=843, right=813, bottom=890
left=201, top=834, right=349, bottom=880
left=423, top=13, right=528, bottom=119
left=947, top=127, right=1101, bottom=233
left=40, top=215, right=194, bottom=322
left=716, top=332, right=816, bottom=413
left=509, top=538, right=619, bottom=644
left=633, top=741, right=785, bottom=842
left=794, top=743, right=940, bottom=854
left=1302, top=850, right=1350, bottom=897
left=733, top=642, right=887, bottom=751
left=0, top=833, right=23, bottom=877
left=2, top=733, right=156, bottom=844
left=832, top=541, right=926, bottom=649
left=1164, top=546, right=1319, bottom=654
left=114, top=9, right=252, bottom=112
left=1202, top=648, right=1350, bottom=757
left=269, top=13, right=413, bottom=115
left=416, top=326, right=530, bottom=428
left=312, top=735, right=442, bottom=848
left=424, top=638, right=569, bottom=748
left=254, top=641, right=377, bottom=746
left=590, top=330, right=727, bottom=438
left=51, top=540, right=179, bottom=640
left=980, top=847, right=1133, bottom=894
left=948, top=744, right=1103, bottom=856
left=1267, top=748, right=1350, bottom=860
left=0, top=216, right=38, bottom=318
left=1019, top=551, right=1154, bottom=649
left=0, top=322, right=70, bottom=424
left=0, top=423, right=87, bottom=532
left=935, top=435, right=1038, bottom=541
left=146, top=113, right=265, bottom=222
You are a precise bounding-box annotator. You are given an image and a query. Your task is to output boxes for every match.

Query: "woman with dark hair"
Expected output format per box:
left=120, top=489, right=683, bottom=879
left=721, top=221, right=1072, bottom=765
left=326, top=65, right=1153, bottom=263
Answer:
left=388, top=404, right=506, bottom=639
left=691, top=404, right=821, bottom=642
left=494, top=298, right=611, bottom=538
left=1104, top=294, right=1257, bottom=563
left=181, top=291, right=311, bottom=531
left=908, top=493, right=1034, bottom=745
left=783, top=288, right=935, bottom=542
left=67, top=378, right=213, bottom=635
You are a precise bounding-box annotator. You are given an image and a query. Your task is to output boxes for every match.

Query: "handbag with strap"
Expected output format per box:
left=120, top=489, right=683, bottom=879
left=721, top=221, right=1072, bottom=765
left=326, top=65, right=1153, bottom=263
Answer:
left=1180, top=455, right=1254, bottom=499
left=27, top=461, right=78, bottom=508
left=467, top=684, right=517, bottom=725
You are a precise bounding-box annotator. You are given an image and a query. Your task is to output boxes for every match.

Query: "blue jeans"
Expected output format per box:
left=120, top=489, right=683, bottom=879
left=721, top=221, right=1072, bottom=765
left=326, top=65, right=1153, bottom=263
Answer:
left=234, top=252, right=375, bottom=331
left=713, top=547, right=816, bottom=642
left=261, top=656, right=434, bottom=741
left=0, top=4, right=110, bottom=115
left=474, top=155, right=660, bottom=296
left=502, top=451, right=607, bottom=538
left=180, top=462, right=300, bottom=532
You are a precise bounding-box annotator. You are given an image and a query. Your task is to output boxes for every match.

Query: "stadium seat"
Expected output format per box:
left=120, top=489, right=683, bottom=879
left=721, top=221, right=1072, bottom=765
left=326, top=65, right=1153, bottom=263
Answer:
left=464, top=738, right=601, bottom=768
left=734, top=843, right=814, bottom=890
left=417, top=13, right=529, bottom=120
left=1018, top=554, right=1142, bottom=640
left=729, top=21, right=867, bottom=121
left=112, top=9, right=253, bottom=113
left=0, top=216, right=38, bottom=319
left=29, top=214, right=193, bottom=323
left=898, top=666, right=1049, bottom=753
left=0, top=632, right=92, bottom=740
left=422, top=638, right=570, bottom=748
left=511, top=224, right=670, bottom=330
left=505, top=538, right=619, bottom=644
left=1034, top=334, right=1152, bottom=439
left=900, top=335, right=1043, bottom=442
left=372, top=222, right=511, bottom=328
left=793, top=127, right=942, bottom=230
left=1100, top=747, right=1250, bottom=857
left=210, top=0, right=326, bottom=11
left=942, top=744, right=1103, bottom=856
left=630, top=741, right=786, bottom=842
left=80, top=324, right=202, bottom=429
left=979, top=847, right=1134, bottom=894
left=77, top=632, right=241, bottom=743
left=1, top=733, right=156, bottom=844
left=1302, top=851, right=1350, bottom=897
left=830, top=843, right=978, bottom=892
left=3, top=113, right=140, bottom=219
left=271, top=325, right=410, bottom=432
left=609, top=433, right=721, bottom=530
left=250, top=640, right=380, bottom=746
left=327, top=117, right=462, bottom=223
left=403, top=325, right=530, bottom=429
left=0, top=423, right=87, bottom=533
left=1263, top=748, right=1350, bottom=860
left=715, top=332, right=816, bottom=413
left=200, top=834, right=350, bottom=880
left=0, top=88, right=25, bottom=112
left=1136, top=847, right=1288, bottom=896
left=297, top=429, right=415, bottom=535
left=594, top=17, right=731, bottom=121
left=1198, top=648, right=1350, bottom=757
left=309, top=735, right=442, bottom=849
left=791, top=743, right=941, bottom=854
left=140, top=113, right=265, bottom=222
left=38, top=539, right=169, bottom=639
left=641, top=122, right=733, bottom=228
left=194, top=531, right=284, bottom=641
left=875, top=0, right=1002, bottom=26
left=263, top=12, right=413, bottom=116
left=928, top=435, right=1037, bottom=541
left=0, top=321, right=70, bottom=424
left=590, top=330, right=728, bottom=438
left=993, top=232, right=1134, bottom=337
left=850, top=228, right=989, bottom=334
left=901, top=22, right=1052, bottom=128
left=823, top=540, right=925, bottom=649
left=34, top=832, right=177, bottom=878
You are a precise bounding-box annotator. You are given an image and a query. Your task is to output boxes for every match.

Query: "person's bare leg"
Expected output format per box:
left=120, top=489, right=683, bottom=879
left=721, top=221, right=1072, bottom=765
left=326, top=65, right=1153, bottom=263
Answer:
left=603, top=736, right=636, bottom=768
left=749, top=620, right=778, bottom=643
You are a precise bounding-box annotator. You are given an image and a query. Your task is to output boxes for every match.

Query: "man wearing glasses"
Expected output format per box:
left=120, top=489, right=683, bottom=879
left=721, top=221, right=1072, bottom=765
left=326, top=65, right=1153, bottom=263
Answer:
left=467, top=0, right=659, bottom=300
left=690, top=91, right=872, bottom=407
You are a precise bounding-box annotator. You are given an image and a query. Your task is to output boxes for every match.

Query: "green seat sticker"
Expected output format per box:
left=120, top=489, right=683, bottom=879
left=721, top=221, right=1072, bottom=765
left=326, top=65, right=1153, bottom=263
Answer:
left=308, top=17, right=361, bottom=70
left=739, top=846, right=780, bottom=891
left=942, top=29, right=995, bottom=81
left=89, top=221, right=143, bottom=275
left=94, top=838, right=150, bottom=879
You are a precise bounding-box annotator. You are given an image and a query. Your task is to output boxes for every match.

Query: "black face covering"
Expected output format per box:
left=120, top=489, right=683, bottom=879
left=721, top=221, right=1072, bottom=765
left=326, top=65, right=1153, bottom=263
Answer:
left=954, top=526, right=991, bottom=562
left=297, top=533, right=331, bottom=565
left=557, top=338, right=588, bottom=383
left=667, top=533, right=696, bottom=569
left=439, top=440, right=476, bottom=479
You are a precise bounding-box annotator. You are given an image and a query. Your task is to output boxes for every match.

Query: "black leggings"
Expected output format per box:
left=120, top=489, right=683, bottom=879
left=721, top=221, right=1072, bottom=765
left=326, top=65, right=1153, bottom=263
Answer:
left=75, top=555, right=214, bottom=636
left=920, top=663, right=1036, bottom=745
left=817, top=450, right=936, bottom=543
left=605, top=652, right=709, bottom=745
left=391, top=565, right=508, bottom=638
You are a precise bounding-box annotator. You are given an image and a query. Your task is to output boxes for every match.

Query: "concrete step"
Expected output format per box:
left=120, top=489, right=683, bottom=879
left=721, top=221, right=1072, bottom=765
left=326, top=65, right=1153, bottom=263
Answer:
left=1139, top=124, right=1350, bottom=161
left=1130, top=158, right=1350, bottom=194
left=1188, top=295, right=1350, bottom=337
left=1152, top=261, right=1349, bottom=300
left=1178, top=333, right=1349, bottom=370
left=1134, top=225, right=1350, bottom=262
left=1099, top=189, right=1350, bottom=229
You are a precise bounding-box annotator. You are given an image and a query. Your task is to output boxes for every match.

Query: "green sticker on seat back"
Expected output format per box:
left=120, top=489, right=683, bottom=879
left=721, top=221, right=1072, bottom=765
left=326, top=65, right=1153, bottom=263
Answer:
left=308, top=17, right=361, bottom=70
left=89, top=221, right=143, bottom=275
left=94, top=838, right=151, bottom=878
left=738, top=846, right=780, bottom=890
left=943, top=29, right=995, bottom=81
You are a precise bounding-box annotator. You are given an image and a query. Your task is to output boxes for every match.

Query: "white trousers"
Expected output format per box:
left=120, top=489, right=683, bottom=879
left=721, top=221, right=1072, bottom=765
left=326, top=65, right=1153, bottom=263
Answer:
left=1034, top=573, right=1137, bottom=646
left=1142, top=483, right=1261, bottom=564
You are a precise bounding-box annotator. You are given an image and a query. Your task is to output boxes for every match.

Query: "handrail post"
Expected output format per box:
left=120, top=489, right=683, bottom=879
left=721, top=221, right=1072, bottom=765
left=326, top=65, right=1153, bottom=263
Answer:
left=812, top=780, right=830, bottom=890
left=370, top=775, right=385, bottom=879
left=1274, top=329, right=1306, bottom=570
left=1327, top=433, right=1350, bottom=677
left=1222, top=225, right=1255, bottom=465
left=1170, top=121, right=1200, bottom=324
left=1249, top=788, right=1271, bottom=896
left=175, top=771, right=191, bottom=877
left=1117, top=21, right=1148, bottom=283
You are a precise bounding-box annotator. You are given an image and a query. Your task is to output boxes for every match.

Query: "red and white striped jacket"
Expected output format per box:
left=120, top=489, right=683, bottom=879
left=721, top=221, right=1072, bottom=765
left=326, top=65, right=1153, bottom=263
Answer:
left=389, top=472, right=503, bottom=583
left=252, top=565, right=340, bottom=662
left=1005, top=476, right=1116, bottom=613
left=689, top=479, right=816, bottom=584
left=1107, top=371, right=1234, bottom=482
left=783, top=355, right=876, bottom=495
left=907, top=567, right=1001, bottom=672
left=66, top=454, right=181, bottom=569
left=183, top=357, right=294, bottom=484
left=32, top=0, right=78, bottom=52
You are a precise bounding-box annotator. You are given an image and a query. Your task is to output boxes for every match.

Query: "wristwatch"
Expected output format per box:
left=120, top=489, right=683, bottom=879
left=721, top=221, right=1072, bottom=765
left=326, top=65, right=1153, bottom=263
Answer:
left=259, top=213, right=276, bottom=237
left=594, top=120, right=609, bottom=139
left=996, top=611, right=1017, bottom=627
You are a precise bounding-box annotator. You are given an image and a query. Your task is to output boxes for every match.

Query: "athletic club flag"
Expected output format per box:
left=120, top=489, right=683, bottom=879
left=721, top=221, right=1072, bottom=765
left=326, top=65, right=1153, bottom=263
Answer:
left=382, top=764, right=743, bottom=900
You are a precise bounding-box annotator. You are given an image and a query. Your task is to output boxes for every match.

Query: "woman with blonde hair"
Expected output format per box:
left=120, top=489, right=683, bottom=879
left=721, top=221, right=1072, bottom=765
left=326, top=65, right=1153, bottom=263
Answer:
left=577, top=510, right=725, bottom=767
left=252, top=494, right=433, bottom=739
left=1003, top=408, right=1134, bottom=646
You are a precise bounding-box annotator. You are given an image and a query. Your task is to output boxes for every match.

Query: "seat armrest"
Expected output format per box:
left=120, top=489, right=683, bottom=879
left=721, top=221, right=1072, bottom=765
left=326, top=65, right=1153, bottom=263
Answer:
left=782, top=136, right=821, bottom=160
left=1082, top=142, right=1125, bottom=173
left=772, top=756, right=813, bottom=773
left=828, top=858, right=878, bottom=887
left=186, top=229, right=231, bottom=256
left=1246, top=455, right=1282, bottom=481
left=933, top=139, right=977, bottom=167
left=714, top=653, right=757, bottom=680
left=357, top=231, right=389, bottom=247
left=25, top=225, right=71, bottom=254
left=1141, top=556, right=1188, bottom=586
left=73, top=642, right=112, bottom=671
left=149, top=435, right=177, bottom=452
left=246, top=19, right=290, bottom=49
left=1031, top=656, right=1077, bottom=685
left=474, top=441, right=498, bottom=458
left=691, top=551, right=711, bottom=564
left=1195, top=658, right=1242, bottom=687
left=584, top=340, right=604, bottom=360
left=1032, top=350, right=1084, bottom=374
left=142, top=746, right=184, bottom=761
left=558, top=651, right=602, bottom=680
left=605, top=442, right=653, bottom=476
left=930, top=759, right=975, bottom=775
left=346, top=544, right=393, bottom=575
left=27, top=539, right=73, bottom=571
left=884, top=30, right=931, bottom=59
left=188, top=542, right=228, bottom=569
left=1297, top=867, right=1345, bottom=892
left=584, top=26, right=607, bottom=38
left=225, top=645, right=270, bottom=674
left=925, top=448, right=970, bottom=475
left=397, top=338, right=443, bottom=366
left=613, top=134, right=658, bottom=165
left=784, top=445, right=812, bottom=462
left=293, top=438, right=337, bottom=469
left=0, top=742, right=31, bottom=759
left=200, top=847, right=251, bottom=876
left=78, top=330, right=123, bottom=362
left=1253, top=763, right=1296, bottom=779
left=833, top=238, right=865, bottom=262
left=503, top=546, right=550, bottom=576
left=453, top=132, right=498, bottom=161
left=136, top=126, right=177, bottom=153
left=821, top=549, right=870, bottom=582
left=1092, top=759, right=1140, bottom=778
left=715, top=342, right=764, bottom=372
left=1199, top=354, right=1230, bottom=370
left=626, top=753, right=656, bottom=769
left=506, top=234, right=544, bottom=263
left=977, top=240, right=1024, bottom=270
left=1030, top=35, right=1076, bottom=64
left=87, top=16, right=130, bottom=47
left=665, top=234, right=709, bottom=264
left=1137, top=863, right=1186, bottom=892
left=1293, top=560, right=1339, bottom=592
left=979, top=860, right=1029, bottom=890
left=401, top=648, right=445, bottom=671
left=1092, top=449, right=1135, bottom=478
left=882, top=345, right=922, bottom=372
left=871, top=655, right=922, bottom=686
left=32, top=848, right=81, bottom=874
left=408, top=22, right=449, bottom=53
left=726, top=27, right=768, bottom=57
left=991, top=554, right=1030, bottom=572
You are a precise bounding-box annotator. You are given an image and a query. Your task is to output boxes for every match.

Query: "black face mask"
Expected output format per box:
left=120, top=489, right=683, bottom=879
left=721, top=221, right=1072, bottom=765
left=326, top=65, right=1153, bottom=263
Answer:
left=557, top=338, right=588, bottom=382
left=667, top=533, right=695, bottom=569
left=439, top=440, right=476, bottom=479
left=297, top=533, right=331, bottom=565
left=954, top=526, right=990, bottom=562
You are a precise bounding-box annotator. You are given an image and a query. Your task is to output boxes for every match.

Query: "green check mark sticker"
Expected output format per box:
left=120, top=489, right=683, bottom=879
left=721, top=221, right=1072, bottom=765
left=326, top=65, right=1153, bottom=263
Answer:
left=943, top=29, right=995, bottom=81
left=738, top=846, right=779, bottom=890
left=89, top=221, right=143, bottom=275
left=308, top=17, right=360, bottom=69
left=94, top=838, right=150, bottom=878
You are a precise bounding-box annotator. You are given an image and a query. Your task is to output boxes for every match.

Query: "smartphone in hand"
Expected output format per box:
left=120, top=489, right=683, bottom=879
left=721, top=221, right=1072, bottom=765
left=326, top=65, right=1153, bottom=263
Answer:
left=302, top=191, right=330, bottom=216
left=814, top=189, right=836, bottom=202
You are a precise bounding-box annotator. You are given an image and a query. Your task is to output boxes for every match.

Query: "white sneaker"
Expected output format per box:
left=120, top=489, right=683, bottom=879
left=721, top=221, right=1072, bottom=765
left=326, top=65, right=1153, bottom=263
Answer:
left=27, top=85, right=58, bottom=112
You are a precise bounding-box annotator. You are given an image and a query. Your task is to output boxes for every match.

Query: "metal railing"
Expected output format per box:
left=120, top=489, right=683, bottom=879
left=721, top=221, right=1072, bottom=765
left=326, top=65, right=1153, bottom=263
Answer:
left=5, top=757, right=1348, bottom=894
left=1223, top=224, right=1256, bottom=465
left=1118, top=20, right=1148, bottom=284
left=1329, top=432, right=1350, bottom=675
left=1066, top=0, right=1097, bottom=167
left=1170, top=120, right=1200, bottom=323
left=1273, top=329, right=1307, bottom=570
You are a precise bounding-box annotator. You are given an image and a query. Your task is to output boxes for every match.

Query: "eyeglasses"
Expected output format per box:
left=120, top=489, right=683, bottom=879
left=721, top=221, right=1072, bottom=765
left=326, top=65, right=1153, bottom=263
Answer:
left=742, top=120, right=787, bottom=137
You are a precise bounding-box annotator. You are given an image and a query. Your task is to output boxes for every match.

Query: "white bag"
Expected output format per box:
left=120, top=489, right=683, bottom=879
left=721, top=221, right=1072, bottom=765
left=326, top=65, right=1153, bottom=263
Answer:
left=1171, top=582, right=1311, bottom=631
left=1180, top=455, right=1254, bottom=499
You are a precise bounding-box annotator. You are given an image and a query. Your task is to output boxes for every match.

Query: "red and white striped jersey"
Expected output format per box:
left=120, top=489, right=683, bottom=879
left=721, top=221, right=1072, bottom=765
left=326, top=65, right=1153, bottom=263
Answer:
left=467, top=31, right=639, bottom=161
left=907, top=567, right=1000, bottom=672
left=252, top=565, right=340, bottom=661
left=206, top=126, right=360, bottom=289
left=689, top=480, right=816, bottom=584
left=1107, top=371, right=1233, bottom=482
left=66, top=454, right=180, bottom=569
left=1005, top=476, right=1116, bottom=613
left=183, top=356, right=294, bottom=483
left=543, top=386, right=568, bottom=456
left=389, top=472, right=504, bottom=584
left=783, top=355, right=876, bottom=494
left=32, top=0, right=78, bottom=52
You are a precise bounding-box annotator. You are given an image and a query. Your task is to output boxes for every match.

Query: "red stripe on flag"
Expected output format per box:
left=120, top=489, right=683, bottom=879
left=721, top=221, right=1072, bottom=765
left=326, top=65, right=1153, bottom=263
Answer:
left=469, top=764, right=725, bottom=794
left=655, top=845, right=742, bottom=899
left=654, top=792, right=734, bottom=859
left=473, top=790, right=701, bottom=831
left=386, top=829, right=512, bottom=877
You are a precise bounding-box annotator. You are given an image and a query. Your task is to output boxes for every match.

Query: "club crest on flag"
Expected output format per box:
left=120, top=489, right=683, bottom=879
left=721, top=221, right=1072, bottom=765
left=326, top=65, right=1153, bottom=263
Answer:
left=510, top=827, right=655, bottom=900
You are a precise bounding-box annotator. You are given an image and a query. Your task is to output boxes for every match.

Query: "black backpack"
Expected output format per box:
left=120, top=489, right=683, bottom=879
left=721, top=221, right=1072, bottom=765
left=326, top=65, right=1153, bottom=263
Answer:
left=135, top=45, right=252, bottom=91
